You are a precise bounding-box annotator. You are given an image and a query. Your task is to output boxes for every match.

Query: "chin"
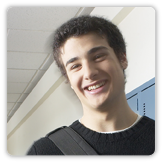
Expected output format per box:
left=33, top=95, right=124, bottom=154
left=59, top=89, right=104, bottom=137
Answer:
left=89, top=98, right=109, bottom=110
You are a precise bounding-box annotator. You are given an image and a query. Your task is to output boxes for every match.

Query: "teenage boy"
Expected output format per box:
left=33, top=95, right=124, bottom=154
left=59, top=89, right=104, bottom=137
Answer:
left=27, top=15, right=155, bottom=155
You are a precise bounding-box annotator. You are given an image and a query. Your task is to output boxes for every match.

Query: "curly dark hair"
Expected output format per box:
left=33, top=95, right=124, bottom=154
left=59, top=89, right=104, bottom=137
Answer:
left=52, top=15, right=126, bottom=81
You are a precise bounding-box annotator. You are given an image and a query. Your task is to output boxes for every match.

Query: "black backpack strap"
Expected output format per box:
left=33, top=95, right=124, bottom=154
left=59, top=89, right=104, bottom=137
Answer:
left=46, top=126, right=97, bottom=155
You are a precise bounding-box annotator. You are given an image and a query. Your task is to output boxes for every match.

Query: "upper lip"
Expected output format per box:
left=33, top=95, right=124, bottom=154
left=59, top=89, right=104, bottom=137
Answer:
left=83, top=80, right=106, bottom=90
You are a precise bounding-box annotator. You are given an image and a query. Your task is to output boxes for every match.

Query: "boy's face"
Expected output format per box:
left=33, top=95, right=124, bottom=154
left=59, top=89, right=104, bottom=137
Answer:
left=60, top=33, right=127, bottom=111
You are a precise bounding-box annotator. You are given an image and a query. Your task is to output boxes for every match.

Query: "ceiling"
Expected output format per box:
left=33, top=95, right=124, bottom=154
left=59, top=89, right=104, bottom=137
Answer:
left=7, top=7, right=94, bottom=122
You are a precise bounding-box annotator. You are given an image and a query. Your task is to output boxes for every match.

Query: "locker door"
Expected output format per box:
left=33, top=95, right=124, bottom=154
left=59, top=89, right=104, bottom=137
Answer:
left=127, top=94, right=139, bottom=115
left=140, top=84, right=155, bottom=120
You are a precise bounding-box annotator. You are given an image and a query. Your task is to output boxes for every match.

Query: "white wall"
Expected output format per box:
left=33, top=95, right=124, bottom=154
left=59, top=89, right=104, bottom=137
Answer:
left=119, top=7, right=155, bottom=93
left=7, top=7, right=155, bottom=155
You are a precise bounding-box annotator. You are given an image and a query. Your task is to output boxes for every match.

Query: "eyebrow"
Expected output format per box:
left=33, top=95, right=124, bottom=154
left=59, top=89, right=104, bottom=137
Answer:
left=66, top=57, right=79, bottom=67
left=87, top=46, right=108, bottom=55
left=65, top=46, right=108, bottom=67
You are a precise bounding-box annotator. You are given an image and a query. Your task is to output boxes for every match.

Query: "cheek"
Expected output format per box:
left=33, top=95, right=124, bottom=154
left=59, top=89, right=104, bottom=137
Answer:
left=100, top=61, right=114, bottom=76
left=103, top=61, right=124, bottom=82
left=68, top=73, right=82, bottom=92
left=110, top=66, right=125, bottom=87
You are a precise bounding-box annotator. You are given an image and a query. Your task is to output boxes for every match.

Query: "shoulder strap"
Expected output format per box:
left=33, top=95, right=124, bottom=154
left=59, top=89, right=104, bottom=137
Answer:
left=46, top=126, right=97, bottom=155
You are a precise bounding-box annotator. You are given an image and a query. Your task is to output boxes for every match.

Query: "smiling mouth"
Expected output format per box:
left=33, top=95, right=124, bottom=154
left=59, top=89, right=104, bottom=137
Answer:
left=85, top=81, right=106, bottom=91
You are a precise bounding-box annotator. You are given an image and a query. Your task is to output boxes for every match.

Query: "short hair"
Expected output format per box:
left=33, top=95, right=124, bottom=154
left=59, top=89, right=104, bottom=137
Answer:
left=52, top=15, right=126, bottom=81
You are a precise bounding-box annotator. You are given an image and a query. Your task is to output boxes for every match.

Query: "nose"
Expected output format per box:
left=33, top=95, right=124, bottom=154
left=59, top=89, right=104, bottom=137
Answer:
left=83, top=61, right=98, bottom=80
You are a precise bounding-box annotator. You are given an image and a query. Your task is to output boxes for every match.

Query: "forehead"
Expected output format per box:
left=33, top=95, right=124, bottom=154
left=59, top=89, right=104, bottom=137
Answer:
left=60, top=33, right=109, bottom=60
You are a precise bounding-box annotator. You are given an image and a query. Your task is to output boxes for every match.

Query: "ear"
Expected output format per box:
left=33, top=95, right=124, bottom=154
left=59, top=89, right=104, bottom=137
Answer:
left=120, top=53, right=128, bottom=70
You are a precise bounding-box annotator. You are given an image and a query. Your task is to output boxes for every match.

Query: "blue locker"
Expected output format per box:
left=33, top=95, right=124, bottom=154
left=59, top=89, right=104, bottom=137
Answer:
left=127, top=93, right=139, bottom=115
left=139, top=84, right=155, bottom=120
left=126, top=78, right=155, bottom=120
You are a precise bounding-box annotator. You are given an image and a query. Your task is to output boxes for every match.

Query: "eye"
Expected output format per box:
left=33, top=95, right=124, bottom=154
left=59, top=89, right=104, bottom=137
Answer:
left=94, top=53, right=106, bottom=61
left=71, top=64, right=81, bottom=70
left=95, top=55, right=101, bottom=59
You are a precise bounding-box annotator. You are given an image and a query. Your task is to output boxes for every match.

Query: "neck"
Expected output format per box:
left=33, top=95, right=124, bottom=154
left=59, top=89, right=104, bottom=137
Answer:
left=81, top=94, right=137, bottom=132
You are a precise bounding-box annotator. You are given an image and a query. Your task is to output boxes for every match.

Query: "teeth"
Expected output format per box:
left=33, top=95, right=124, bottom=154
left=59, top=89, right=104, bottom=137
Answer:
left=87, top=81, right=105, bottom=91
